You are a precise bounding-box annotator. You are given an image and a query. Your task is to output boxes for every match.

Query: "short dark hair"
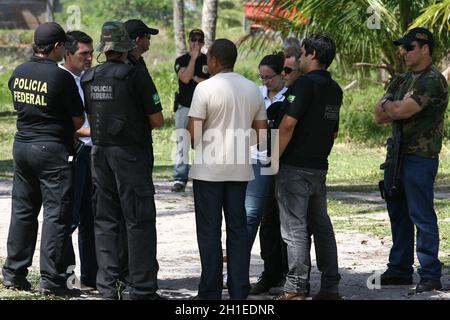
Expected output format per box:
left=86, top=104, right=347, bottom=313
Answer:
left=65, top=31, right=93, bottom=54
left=259, top=52, right=285, bottom=74
left=301, top=34, right=336, bottom=69
left=208, top=39, right=237, bottom=69
left=32, top=43, right=55, bottom=55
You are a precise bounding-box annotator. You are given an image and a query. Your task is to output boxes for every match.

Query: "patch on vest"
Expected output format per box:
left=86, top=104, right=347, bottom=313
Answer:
left=324, top=105, right=339, bottom=120
left=90, top=85, right=114, bottom=100
left=175, top=63, right=180, bottom=72
left=153, top=93, right=161, bottom=104
left=202, top=65, right=208, bottom=74
left=287, top=95, right=296, bottom=103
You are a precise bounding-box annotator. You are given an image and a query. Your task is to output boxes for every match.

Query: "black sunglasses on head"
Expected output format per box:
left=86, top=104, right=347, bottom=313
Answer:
left=283, top=66, right=299, bottom=74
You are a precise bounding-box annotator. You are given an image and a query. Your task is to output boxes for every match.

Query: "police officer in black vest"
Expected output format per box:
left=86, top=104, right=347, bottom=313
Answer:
left=81, top=21, right=164, bottom=300
left=2, top=22, right=85, bottom=296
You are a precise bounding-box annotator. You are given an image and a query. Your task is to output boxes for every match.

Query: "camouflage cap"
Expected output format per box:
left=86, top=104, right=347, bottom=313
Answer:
left=393, top=27, right=434, bottom=47
left=96, top=21, right=136, bottom=53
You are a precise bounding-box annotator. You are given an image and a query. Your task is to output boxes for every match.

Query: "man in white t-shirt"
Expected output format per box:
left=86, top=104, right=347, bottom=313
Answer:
left=59, top=31, right=97, bottom=291
left=187, top=39, right=267, bottom=300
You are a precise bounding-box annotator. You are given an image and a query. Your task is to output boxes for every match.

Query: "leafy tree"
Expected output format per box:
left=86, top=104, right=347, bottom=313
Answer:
left=256, top=0, right=449, bottom=76
left=174, top=0, right=187, bottom=56
left=59, top=0, right=173, bottom=27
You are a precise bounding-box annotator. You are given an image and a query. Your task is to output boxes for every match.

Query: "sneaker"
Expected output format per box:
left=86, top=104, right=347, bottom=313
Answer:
left=2, top=279, right=32, bottom=291
left=250, top=277, right=281, bottom=295
left=170, top=183, right=185, bottom=192
left=379, top=272, right=413, bottom=286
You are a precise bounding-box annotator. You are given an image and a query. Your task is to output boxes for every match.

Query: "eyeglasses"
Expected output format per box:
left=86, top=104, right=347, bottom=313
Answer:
left=402, top=44, right=417, bottom=52
left=190, top=37, right=204, bottom=43
left=259, top=74, right=278, bottom=82
left=283, top=66, right=299, bottom=74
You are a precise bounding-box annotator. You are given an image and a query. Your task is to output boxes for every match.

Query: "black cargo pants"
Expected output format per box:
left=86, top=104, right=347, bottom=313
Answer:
left=2, top=140, right=74, bottom=289
left=91, top=144, right=159, bottom=299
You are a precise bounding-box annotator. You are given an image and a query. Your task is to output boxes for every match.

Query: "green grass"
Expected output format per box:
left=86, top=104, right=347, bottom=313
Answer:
left=0, top=116, right=14, bottom=179
left=327, top=193, right=450, bottom=266
left=0, top=258, right=58, bottom=300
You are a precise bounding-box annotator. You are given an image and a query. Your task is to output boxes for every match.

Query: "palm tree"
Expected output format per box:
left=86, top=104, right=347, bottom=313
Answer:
left=201, top=0, right=219, bottom=49
left=173, top=0, right=187, bottom=57
left=261, top=0, right=449, bottom=76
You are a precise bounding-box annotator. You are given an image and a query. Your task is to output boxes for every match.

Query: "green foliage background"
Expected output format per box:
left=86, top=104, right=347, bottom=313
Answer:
left=0, top=0, right=449, bottom=145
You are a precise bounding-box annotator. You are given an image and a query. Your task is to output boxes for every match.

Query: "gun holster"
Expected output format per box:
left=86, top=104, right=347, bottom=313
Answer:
left=379, top=138, right=404, bottom=201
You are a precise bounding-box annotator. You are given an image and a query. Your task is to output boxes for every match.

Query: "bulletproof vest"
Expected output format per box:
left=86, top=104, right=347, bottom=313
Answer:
left=82, top=61, right=151, bottom=146
left=287, top=73, right=342, bottom=161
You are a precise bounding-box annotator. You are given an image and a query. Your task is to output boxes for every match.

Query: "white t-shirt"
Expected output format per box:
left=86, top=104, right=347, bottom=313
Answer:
left=188, top=72, right=267, bottom=181
left=59, top=64, right=92, bottom=146
left=250, top=85, right=288, bottom=161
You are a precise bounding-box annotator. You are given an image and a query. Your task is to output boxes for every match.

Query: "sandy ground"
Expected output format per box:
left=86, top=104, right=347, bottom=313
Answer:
left=0, top=179, right=449, bottom=300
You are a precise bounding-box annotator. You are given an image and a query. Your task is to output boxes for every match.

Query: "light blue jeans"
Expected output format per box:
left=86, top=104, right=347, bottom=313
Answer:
left=245, top=161, right=273, bottom=251
left=173, top=105, right=190, bottom=185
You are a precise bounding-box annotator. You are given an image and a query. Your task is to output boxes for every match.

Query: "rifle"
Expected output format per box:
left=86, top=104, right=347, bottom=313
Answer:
left=379, top=120, right=403, bottom=200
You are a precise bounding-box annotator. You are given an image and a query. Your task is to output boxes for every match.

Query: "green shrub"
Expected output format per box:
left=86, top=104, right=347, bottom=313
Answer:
left=0, top=71, right=12, bottom=113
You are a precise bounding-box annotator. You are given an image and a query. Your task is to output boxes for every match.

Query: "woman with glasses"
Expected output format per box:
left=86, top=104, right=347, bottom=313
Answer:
left=246, top=52, right=287, bottom=253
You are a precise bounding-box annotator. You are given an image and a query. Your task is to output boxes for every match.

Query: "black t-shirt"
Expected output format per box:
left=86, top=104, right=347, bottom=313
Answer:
left=126, top=54, right=162, bottom=115
left=9, top=56, right=84, bottom=146
left=127, top=53, right=148, bottom=71
left=281, top=70, right=342, bottom=170
left=174, top=53, right=209, bottom=107
left=133, top=64, right=163, bottom=116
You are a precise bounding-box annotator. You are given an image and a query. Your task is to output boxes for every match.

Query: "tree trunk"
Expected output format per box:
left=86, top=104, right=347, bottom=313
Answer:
left=46, top=0, right=55, bottom=22
left=173, top=0, right=186, bottom=57
left=399, top=0, right=412, bottom=32
left=201, top=0, right=218, bottom=49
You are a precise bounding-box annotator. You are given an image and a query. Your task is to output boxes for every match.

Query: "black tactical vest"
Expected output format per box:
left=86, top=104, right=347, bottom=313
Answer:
left=81, top=61, right=151, bottom=146
left=283, top=73, right=342, bottom=169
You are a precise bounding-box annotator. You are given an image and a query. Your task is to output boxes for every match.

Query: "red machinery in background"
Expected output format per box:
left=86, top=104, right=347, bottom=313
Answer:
left=243, top=0, right=308, bottom=33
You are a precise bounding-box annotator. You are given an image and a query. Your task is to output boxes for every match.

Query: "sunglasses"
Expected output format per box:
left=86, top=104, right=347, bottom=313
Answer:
left=259, top=74, right=278, bottom=82
left=283, top=66, right=299, bottom=74
left=402, top=44, right=417, bottom=52
left=190, top=37, right=204, bottom=43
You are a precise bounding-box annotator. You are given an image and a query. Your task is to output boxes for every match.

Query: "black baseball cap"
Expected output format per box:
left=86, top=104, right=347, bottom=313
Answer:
left=124, top=19, right=159, bottom=39
left=393, top=27, right=434, bottom=47
left=189, top=29, right=205, bottom=40
left=34, top=22, right=67, bottom=46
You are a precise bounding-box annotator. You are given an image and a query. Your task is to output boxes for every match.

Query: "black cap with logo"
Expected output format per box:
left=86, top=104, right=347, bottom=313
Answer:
left=393, top=27, right=434, bottom=47
left=34, top=22, right=67, bottom=46
left=124, top=19, right=159, bottom=40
